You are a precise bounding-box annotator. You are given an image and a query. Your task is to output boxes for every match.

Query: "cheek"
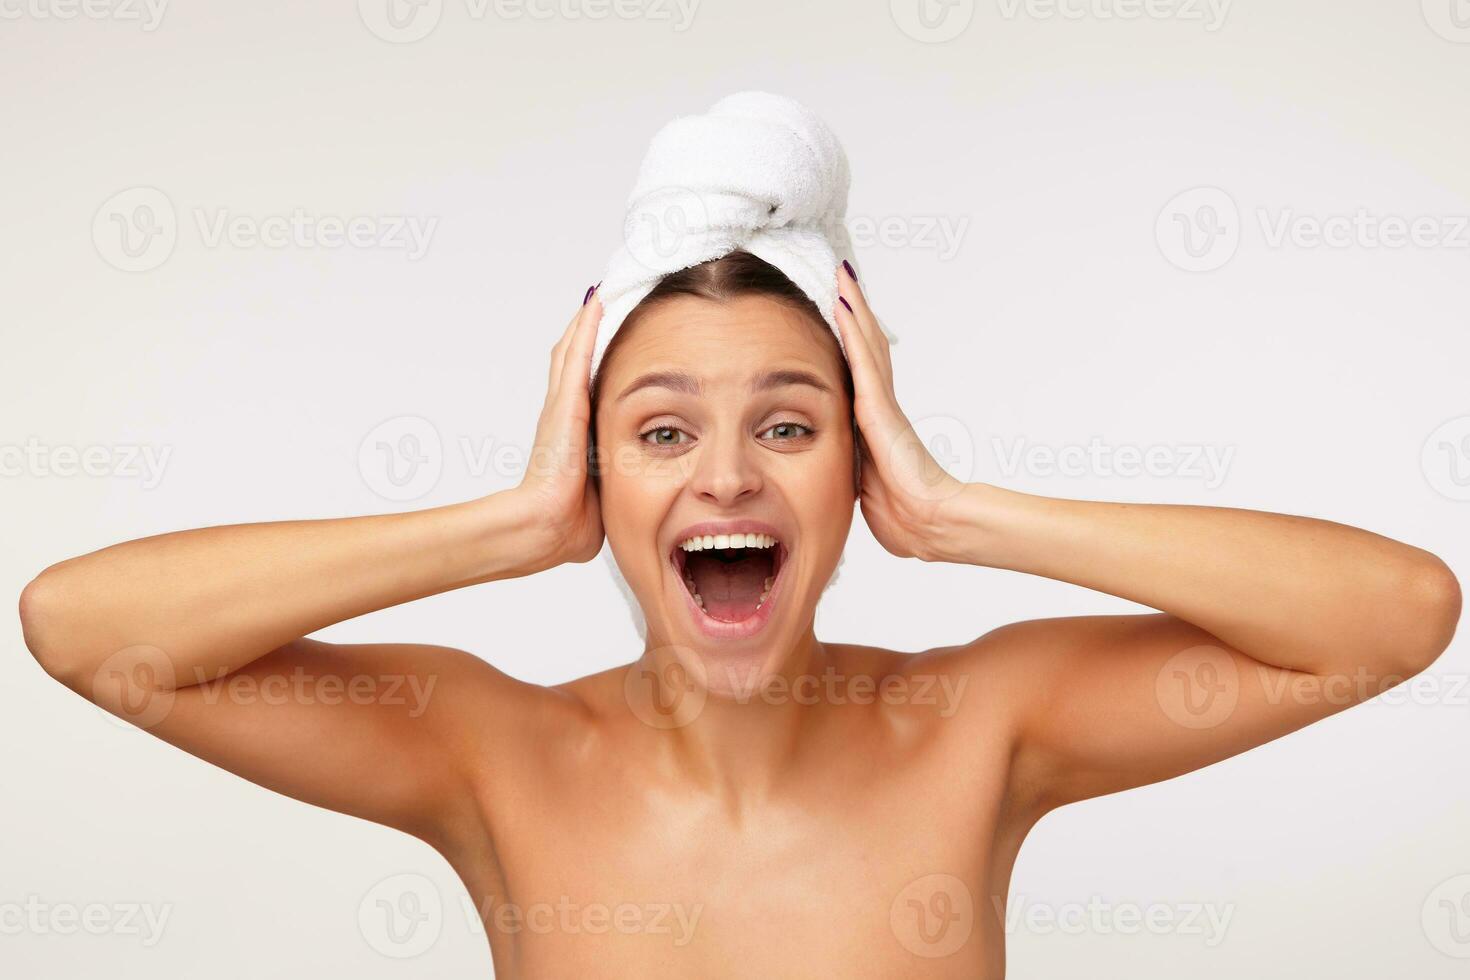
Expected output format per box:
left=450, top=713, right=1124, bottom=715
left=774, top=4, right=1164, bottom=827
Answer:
left=599, top=467, right=680, bottom=584
left=779, top=442, right=857, bottom=538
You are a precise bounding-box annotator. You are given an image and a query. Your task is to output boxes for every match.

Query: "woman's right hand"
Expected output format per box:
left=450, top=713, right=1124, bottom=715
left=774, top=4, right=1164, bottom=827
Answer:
left=511, top=287, right=606, bottom=569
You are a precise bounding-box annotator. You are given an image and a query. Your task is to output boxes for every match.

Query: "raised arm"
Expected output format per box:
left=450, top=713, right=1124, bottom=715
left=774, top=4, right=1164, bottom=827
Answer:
left=927, top=487, right=1459, bottom=807
left=18, top=292, right=606, bottom=842
left=831, top=264, right=1460, bottom=811
left=20, top=492, right=568, bottom=696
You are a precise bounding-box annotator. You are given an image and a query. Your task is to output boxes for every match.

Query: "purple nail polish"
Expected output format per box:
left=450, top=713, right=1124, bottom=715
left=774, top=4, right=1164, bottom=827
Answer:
left=583, top=285, right=594, bottom=306
left=839, top=296, right=853, bottom=313
left=842, top=259, right=857, bottom=282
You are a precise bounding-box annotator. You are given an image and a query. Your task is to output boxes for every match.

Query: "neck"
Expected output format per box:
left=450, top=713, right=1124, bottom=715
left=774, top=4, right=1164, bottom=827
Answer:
left=636, top=620, right=831, bottom=808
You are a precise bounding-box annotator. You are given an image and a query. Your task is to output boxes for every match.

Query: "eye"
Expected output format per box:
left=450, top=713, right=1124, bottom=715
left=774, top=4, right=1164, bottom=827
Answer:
left=640, top=425, right=691, bottom=447
left=759, top=421, right=814, bottom=441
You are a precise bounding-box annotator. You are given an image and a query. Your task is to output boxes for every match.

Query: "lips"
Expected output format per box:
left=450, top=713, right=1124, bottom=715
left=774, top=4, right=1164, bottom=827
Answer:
left=668, top=521, right=789, bottom=640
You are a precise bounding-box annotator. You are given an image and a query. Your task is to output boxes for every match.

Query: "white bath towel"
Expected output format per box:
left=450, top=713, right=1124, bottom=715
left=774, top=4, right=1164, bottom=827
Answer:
left=591, top=91, right=880, bottom=642
left=591, top=90, right=895, bottom=380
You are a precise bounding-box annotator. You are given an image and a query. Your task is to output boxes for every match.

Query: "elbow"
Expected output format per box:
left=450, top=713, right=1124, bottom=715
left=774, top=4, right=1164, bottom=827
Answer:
left=18, top=568, right=85, bottom=691
left=1390, top=551, right=1462, bottom=678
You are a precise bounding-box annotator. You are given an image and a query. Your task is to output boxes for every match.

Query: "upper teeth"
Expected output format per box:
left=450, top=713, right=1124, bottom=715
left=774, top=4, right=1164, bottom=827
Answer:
left=679, top=532, right=777, bottom=551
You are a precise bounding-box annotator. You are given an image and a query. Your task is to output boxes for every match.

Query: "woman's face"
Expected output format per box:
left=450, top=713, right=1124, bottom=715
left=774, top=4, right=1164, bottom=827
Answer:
left=594, top=293, right=856, bottom=680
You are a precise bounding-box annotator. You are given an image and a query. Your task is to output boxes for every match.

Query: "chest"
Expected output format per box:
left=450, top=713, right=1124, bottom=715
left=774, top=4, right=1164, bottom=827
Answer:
left=457, top=735, right=1018, bottom=978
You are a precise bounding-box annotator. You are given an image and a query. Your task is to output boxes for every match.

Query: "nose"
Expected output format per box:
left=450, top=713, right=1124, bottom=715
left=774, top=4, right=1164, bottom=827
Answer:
left=688, top=426, right=763, bottom=506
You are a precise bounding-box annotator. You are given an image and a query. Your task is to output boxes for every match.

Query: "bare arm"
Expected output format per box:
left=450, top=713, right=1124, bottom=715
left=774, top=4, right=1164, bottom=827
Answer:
left=20, top=492, right=557, bottom=694
left=18, top=292, right=607, bottom=841
left=934, top=486, right=1460, bottom=680
left=935, top=487, right=1461, bottom=809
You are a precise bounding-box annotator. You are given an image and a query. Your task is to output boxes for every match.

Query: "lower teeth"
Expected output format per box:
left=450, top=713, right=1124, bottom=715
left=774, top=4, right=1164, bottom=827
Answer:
left=690, top=591, right=769, bottom=613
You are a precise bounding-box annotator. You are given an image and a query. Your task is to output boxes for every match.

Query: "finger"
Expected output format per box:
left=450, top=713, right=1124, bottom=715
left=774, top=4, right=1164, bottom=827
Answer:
left=837, top=262, right=892, bottom=377
left=545, top=289, right=602, bottom=466
left=558, top=288, right=602, bottom=406
left=548, top=291, right=591, bottom=396
left=833, top=293, right=892, bottom=414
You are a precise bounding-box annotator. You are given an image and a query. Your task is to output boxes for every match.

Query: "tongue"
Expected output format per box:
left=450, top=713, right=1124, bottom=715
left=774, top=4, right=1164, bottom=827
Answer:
left=687, top=552, right=768, bottom=622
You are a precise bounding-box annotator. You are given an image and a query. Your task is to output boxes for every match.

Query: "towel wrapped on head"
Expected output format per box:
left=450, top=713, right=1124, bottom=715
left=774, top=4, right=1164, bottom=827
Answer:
left=592, top=90, right=894, bottom=381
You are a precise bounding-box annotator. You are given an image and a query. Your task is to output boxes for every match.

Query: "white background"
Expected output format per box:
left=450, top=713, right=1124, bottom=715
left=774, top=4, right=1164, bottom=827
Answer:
left=4, top=0, right=1469, bottom=976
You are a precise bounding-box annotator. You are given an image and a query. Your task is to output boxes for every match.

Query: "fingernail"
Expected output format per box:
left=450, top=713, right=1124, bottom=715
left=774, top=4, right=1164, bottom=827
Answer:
left=583, top=285, right=595, bottom=306
left=839, top=296, right=853, bottom=313
left=842, top=259, right=858, bottom=282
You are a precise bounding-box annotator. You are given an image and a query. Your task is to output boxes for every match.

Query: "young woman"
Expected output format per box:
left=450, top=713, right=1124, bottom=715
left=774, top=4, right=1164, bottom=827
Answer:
left=19, top=250, right=1461, bottom=978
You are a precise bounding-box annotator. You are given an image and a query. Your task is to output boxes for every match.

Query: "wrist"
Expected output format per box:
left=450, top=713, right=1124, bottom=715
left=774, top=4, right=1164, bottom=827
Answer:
left=464, top=489, right=562, bottom=581
left=920, top=482, right=1024, bottom=566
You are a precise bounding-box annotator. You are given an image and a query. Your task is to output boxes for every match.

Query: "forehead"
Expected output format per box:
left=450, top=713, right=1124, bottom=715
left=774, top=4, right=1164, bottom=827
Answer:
left=603, top=293, right=844, bottom=391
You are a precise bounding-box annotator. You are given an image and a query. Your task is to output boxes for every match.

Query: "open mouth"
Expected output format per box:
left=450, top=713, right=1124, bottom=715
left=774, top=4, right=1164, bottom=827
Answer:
left=671, top=531, right=785, bottom=625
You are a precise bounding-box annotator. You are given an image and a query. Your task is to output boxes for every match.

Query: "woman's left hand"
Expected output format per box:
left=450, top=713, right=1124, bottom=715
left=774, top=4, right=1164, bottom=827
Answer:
left=833, top=262, right=966, bottom=562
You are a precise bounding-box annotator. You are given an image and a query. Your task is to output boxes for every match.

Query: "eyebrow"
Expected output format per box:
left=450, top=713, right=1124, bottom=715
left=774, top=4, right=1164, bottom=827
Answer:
left=617, top=368, right=832, bottom=401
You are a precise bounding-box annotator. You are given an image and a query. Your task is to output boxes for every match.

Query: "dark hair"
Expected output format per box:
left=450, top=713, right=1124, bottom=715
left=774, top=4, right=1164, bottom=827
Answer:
left=588, top=250, right=860, bottom=492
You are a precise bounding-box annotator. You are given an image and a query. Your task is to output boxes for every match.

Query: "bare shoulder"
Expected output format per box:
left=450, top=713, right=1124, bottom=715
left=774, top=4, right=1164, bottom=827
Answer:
left=832, top=616, right=1182, bottom=745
